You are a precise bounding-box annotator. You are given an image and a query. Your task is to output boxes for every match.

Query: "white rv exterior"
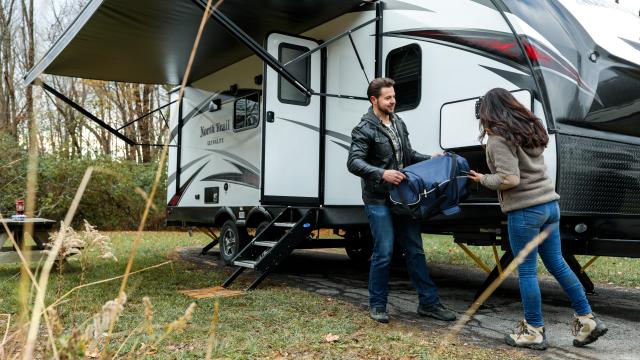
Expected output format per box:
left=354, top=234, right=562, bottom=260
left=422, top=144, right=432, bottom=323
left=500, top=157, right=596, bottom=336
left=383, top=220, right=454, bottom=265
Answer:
left=163, top=0, right=640, bottom=262
left=25, top=0, right=640, bottom=265
left=166, top=2, right=546, bottom=223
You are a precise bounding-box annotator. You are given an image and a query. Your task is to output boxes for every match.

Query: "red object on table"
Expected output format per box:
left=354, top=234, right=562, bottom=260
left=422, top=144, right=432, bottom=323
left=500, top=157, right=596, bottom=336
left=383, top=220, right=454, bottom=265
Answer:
left=15, top=199, right=25, bottom=215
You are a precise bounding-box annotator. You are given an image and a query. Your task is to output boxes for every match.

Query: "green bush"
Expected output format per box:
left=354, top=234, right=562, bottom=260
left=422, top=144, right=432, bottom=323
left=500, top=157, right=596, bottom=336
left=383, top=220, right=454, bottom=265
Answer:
left=0, top=135, right=167, bottom=230
left=0, top=134, right=29, bottom=218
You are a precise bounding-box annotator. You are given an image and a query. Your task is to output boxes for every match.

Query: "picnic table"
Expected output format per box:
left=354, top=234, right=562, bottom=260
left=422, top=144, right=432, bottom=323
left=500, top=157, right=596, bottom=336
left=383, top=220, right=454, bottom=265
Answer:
left=0, top=217, right=56, bottom=263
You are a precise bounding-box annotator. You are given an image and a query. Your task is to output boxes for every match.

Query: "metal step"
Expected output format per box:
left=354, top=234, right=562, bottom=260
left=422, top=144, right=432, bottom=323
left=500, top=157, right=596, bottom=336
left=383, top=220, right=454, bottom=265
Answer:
left=274, top=222, right=297, bottom=228
left=254, top=241, right=277, bottom=248
left=233, top=260, right=256, bottom=269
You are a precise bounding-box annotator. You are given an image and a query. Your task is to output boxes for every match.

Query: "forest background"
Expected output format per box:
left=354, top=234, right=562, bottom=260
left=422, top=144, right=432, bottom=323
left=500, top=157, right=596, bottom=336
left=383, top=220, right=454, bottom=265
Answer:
left=1, top=0, right=168, bottom=229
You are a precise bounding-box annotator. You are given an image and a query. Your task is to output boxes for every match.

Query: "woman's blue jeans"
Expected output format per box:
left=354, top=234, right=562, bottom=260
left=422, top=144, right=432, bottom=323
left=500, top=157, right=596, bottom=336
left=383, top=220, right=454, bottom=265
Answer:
left=365, top=204, right=440, bottom=310
left=508, top=201, right=592, bottom=327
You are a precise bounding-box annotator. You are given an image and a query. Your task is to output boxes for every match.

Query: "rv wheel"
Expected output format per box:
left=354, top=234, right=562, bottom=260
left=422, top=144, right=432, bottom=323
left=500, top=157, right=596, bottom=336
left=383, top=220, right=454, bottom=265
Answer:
left=219, top=220, right=249, bottom=265
left=253, top=220, right=284, bottom=239
left=345, top=229, right=374, bottom=264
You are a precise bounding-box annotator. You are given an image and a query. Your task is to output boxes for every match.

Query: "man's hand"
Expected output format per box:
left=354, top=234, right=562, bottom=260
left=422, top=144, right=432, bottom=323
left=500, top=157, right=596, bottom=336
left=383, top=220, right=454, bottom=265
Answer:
left=467, top=169, right=484, bottom=183
left=382, top=170, right=406, bottom=185
left=430, top=151, right=445, bottom=158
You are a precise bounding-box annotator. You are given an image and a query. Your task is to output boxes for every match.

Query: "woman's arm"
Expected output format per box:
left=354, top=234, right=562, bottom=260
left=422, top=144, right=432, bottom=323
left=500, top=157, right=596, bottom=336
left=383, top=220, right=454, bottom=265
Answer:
left=468, top=137, right=520, bottom=190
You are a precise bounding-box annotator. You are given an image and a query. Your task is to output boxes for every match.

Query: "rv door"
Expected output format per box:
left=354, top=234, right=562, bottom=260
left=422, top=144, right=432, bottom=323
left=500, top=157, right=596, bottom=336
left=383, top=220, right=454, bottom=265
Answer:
left=262, top=33, right=321, bottom=205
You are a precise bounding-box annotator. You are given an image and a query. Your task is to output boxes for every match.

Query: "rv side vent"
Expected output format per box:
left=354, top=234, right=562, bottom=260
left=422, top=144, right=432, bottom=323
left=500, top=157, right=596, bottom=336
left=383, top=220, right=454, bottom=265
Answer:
left=204, top=187, right=219, bottom=204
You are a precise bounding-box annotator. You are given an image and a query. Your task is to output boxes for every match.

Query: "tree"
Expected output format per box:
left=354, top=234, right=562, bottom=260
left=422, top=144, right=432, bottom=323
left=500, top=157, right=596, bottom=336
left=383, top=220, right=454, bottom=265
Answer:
left=1, top=0, right=169, bottom=160
left=0, top=0, right=18, bottom=138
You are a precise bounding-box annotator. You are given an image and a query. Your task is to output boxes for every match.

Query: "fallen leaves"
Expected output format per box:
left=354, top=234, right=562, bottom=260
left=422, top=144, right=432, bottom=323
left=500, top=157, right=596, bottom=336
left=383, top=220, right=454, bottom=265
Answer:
left=324, top=333, right=340, bottom=343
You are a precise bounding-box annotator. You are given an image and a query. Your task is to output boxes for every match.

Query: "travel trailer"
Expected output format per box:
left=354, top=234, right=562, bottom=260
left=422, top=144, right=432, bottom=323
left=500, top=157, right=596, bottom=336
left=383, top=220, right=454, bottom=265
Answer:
left=26, top=0, right=640, bottom=291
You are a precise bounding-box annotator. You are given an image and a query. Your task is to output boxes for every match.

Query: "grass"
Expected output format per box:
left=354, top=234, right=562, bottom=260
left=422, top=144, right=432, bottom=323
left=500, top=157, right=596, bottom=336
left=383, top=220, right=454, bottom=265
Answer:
left=421, top=234, right=640, bottom=288
left=2, top=231, right=636, bottom=358
left=0, top=231, right=535, bottom=359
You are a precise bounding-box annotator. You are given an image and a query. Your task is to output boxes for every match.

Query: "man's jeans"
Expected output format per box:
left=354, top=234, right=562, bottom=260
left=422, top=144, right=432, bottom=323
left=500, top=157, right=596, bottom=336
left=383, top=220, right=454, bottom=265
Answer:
left=365, top=204, right=440, bottom=310
left=508, top=201, right=592, bottom=327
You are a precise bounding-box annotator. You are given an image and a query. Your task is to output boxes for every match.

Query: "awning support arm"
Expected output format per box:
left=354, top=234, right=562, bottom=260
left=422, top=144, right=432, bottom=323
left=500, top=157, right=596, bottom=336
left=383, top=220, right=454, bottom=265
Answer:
left=116, top=99, right=177, bottom=131
left=348, top=33, right=370, bottom=84
left=282, top=16, right=380, bottom=68
left=192, top=0, right=312, bottom=97
left=37, top=79, right=136, bottom=146
left=313, top=92, right=368, bottom=101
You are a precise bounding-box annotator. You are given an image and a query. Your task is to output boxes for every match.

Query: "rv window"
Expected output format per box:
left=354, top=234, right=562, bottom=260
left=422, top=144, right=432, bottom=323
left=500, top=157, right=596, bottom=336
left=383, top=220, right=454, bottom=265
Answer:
left=234, top=92, right=260, bottom=131
left=386, top=44, right=421, bottom=112
left=278, top=43, right=311, bottom=106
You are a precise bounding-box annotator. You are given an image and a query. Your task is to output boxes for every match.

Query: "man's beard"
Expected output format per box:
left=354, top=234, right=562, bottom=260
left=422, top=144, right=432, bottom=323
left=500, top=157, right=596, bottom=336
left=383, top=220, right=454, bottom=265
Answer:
left=379, top=106, right=393, bottom=115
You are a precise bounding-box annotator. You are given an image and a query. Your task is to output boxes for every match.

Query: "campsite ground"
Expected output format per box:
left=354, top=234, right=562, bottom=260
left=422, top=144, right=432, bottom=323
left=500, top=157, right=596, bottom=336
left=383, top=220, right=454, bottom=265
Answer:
left=1, top=231, right=638, bottom=359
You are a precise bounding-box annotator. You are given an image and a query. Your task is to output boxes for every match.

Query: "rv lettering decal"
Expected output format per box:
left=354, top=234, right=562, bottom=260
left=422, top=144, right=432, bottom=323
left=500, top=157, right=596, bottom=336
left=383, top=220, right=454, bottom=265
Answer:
left=200, top=119, right=231, bottom=146
left=200, top=119, right=231, bottom=137
left=207, top=137, right=224, bottom=146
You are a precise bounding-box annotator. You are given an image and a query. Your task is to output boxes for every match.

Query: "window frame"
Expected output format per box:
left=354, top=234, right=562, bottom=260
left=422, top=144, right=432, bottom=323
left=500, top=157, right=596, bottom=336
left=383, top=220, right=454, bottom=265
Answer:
left=385, top=43, right=422, bottom=113
left=277, top=43, right=311, bottom=106
left=233, top=91, right=261, bottom=132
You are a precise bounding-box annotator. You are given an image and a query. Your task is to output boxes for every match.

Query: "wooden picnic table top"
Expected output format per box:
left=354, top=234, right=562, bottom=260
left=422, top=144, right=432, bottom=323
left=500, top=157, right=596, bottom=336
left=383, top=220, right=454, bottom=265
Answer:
left=0, top=217, right=56, bottom=225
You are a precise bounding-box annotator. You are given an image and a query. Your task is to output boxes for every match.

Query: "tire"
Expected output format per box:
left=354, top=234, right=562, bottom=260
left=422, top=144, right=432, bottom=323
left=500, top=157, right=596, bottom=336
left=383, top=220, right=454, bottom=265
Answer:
left=219, top=220, right=249, bottom=265
left=345, top=229, right=374, bottom=264
left=253, top=220, right=285, bottom=240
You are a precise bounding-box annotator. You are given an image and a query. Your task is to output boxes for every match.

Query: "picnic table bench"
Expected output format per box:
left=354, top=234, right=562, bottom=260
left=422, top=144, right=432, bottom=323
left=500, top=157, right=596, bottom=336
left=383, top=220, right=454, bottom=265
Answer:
left=0, top=217, right=56, bottom=263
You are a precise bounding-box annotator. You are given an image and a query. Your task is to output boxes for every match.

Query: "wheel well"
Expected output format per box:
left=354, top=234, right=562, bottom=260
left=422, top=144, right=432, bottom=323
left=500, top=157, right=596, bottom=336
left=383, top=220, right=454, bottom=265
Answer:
left=213, top=209, right=235, bottom=229
left=245, top=207, right=271, bottom=228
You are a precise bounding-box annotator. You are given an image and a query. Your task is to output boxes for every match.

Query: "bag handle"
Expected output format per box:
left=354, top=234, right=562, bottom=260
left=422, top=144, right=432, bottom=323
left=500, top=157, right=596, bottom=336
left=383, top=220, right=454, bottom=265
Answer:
left=447, top=152, right=461, bottom=207
left=395, top=183, right=422, bottom=219
left=401, top=170, right=423, bottom=194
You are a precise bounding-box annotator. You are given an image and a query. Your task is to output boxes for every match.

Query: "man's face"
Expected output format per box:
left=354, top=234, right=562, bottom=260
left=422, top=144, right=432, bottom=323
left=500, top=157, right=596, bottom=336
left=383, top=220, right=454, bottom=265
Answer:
left=371, top=86, right=396, bottom=115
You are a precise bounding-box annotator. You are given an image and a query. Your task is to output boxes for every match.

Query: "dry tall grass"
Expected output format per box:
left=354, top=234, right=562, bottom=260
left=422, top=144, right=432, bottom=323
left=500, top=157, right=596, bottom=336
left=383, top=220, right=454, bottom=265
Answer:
left=2, top=1, right=226, bottom=358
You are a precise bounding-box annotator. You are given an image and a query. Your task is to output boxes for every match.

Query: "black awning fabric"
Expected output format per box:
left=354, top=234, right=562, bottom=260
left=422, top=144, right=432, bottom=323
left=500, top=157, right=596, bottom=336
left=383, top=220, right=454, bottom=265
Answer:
left=26, top=0, right=365, bottom=85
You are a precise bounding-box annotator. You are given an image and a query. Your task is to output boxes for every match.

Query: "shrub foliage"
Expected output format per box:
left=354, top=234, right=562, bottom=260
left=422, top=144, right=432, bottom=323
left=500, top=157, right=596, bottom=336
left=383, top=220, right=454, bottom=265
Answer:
left=0, top=134, right=167, bottom=230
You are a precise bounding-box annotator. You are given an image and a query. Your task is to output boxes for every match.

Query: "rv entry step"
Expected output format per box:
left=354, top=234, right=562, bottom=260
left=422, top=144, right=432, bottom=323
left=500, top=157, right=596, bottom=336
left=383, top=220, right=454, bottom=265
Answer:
left=221, top=207, right=316, bottom=291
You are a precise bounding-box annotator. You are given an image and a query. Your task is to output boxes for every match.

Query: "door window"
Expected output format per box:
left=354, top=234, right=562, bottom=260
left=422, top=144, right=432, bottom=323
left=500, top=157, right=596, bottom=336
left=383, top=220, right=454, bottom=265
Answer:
left=278, top=43, right=311, bottom=106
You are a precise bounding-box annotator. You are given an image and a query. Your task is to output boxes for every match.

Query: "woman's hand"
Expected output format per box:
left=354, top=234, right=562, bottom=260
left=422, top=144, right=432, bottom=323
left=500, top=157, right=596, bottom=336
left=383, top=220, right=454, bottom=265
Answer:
left=467, top=169, right=484, bottom=183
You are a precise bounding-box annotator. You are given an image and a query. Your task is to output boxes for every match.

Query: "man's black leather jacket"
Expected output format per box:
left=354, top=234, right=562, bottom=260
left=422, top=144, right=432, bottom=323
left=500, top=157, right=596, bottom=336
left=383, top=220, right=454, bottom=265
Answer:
left=347, top=107, right=430, bottom=204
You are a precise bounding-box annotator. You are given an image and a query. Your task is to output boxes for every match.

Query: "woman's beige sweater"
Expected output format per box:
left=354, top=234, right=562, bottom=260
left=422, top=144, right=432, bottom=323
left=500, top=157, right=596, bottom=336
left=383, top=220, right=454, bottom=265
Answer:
left=480, top=135, right=559, bottom=213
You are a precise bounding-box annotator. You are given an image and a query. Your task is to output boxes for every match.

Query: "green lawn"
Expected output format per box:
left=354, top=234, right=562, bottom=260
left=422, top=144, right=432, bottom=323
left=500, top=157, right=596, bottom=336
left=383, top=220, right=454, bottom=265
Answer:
left=421, top=234, right=640, bottom=288
left=0, top=231, right=534, bottom=359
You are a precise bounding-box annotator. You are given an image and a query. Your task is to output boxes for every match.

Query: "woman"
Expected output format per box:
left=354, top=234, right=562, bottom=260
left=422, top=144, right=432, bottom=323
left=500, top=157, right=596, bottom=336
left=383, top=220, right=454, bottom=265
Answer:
left=467, top=88, right=607, bottom=350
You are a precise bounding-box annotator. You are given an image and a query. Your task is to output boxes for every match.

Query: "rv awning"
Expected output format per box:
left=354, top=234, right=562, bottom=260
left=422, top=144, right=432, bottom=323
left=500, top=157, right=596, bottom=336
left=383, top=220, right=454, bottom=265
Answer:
left=25, top=0, right=365, bottom=85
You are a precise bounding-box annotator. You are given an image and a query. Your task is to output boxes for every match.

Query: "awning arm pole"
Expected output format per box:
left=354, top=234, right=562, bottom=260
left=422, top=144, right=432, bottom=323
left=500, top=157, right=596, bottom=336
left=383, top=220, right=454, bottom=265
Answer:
left=36, top=79, right=135, bottom=146
left=191, top=0, right=312, bottom=97
left=282, top=16, right=381, bottom=68
left=348, top=33, right=370, bottom=84
left=313, top=92, right=368, bottom=101
left=136, top=143, right=179, bottom=148
left=116, top=99, right=177, bottom=131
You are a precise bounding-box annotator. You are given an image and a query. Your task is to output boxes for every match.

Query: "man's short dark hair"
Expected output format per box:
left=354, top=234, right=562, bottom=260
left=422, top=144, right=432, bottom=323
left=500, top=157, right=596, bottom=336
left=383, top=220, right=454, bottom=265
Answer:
left=367, top=77, right=395, bottom=100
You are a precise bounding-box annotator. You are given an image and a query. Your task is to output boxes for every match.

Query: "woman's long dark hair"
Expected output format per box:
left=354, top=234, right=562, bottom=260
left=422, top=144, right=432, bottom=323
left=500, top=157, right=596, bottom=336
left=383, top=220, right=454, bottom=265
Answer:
left=478, top=88, right=548, bottom=148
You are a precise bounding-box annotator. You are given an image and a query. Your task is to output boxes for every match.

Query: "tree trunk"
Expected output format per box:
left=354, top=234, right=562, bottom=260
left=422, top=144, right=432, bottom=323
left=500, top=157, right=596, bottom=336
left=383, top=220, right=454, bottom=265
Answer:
left=138, top=84, right=153, bottom=162
left=22, top=0, right=35, bottom=147
left=0, top=0, right=18, bottom=139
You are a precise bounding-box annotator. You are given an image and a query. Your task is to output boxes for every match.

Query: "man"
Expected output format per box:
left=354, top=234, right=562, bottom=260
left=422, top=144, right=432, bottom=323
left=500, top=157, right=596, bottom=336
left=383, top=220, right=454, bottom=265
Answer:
left=347, top=78, right=456, bottom=323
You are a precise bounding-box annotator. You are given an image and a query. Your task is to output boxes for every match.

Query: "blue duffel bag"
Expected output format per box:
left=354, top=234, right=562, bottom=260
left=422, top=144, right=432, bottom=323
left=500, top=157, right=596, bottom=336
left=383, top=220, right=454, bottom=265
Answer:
left=389, top=152, right=470, bottom=220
